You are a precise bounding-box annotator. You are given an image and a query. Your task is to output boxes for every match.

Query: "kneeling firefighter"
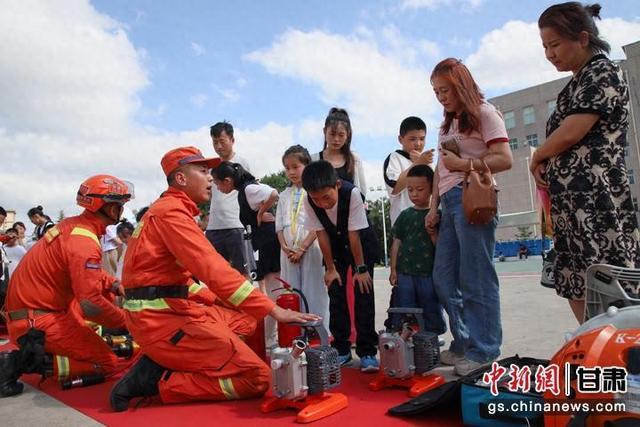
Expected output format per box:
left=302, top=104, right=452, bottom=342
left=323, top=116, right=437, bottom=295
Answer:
left=110, top=147, right=319, bottom=412
left=0, top=175, right=132, bottom=397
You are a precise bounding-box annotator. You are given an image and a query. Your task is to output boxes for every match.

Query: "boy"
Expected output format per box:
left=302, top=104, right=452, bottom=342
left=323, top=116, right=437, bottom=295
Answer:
left=383, top=116, right=434, bottom=225
left=205, top=121, right=252, bottom=275
left=388, top=165, right=446, bottom=336
left=302, top=160, right=379, bottom=372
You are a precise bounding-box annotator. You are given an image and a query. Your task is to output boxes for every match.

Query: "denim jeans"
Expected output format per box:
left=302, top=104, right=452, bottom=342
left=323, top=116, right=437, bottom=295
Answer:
left=390, top=273, right=447, bottom=335
left=433, top=186, right=502, bottom=363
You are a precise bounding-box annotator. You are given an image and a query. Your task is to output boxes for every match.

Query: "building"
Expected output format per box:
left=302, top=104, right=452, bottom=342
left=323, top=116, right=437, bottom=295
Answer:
left=0, top=209, right=16, bottom=232
left=489, top=40, right=640, bottom=242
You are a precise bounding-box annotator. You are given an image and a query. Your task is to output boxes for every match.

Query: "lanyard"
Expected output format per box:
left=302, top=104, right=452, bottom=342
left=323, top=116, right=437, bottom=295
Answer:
left=290, top=187, right=305, bottom=247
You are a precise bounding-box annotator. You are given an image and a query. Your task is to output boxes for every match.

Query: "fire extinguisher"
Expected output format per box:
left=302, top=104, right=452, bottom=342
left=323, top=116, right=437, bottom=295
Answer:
left=273, top=277, right=309, bottom=348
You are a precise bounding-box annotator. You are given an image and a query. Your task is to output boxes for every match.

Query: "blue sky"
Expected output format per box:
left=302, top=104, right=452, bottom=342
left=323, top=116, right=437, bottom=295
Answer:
left=2, top=0, right=640, bottom=227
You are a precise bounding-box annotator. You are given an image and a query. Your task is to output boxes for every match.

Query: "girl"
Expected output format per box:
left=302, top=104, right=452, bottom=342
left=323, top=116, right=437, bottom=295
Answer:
left=27, top=206, right=54, bottom=241
left=427, top=58, right=513, bottom=376
left=276, top=145, right=329, bottom=331
left=212, top=162, right=281, bottom=345
left=312, top=107, right=367, bottom=196
left=12, top=222, right=28, bottom=248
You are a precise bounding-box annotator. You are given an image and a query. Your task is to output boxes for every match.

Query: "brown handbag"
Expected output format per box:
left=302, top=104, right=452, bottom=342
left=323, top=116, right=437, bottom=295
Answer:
left=462, top=159, right=497, bottom=225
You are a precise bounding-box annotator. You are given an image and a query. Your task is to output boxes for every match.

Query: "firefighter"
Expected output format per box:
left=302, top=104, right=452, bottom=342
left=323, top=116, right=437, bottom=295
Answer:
left=110, top=146, right=319, bottom=411
left=0, top=175, right=131, bottom=397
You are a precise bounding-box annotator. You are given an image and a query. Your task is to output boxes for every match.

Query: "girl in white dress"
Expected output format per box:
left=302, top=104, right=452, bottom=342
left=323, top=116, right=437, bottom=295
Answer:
left=276, top=145, right=330, bottom=331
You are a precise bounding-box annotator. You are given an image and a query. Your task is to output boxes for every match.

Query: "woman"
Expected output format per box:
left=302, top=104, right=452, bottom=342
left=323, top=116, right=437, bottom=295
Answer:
left=27, top=206, right=55, bottom=241
left=530, top=2, right=640, bottom=323
left=428, top=58, right=512, bottom=376
left=12, top=222, right=28, bottom=248
left=312, top=107, right=368, bottom=196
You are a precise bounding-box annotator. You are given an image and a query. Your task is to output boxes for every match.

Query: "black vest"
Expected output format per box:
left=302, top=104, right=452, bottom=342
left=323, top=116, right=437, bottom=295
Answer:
left=383, top=150, right=411, bottom=188
left=237, top=181, right=275, bottom=249
left=307, top=180, right=379, bottom=268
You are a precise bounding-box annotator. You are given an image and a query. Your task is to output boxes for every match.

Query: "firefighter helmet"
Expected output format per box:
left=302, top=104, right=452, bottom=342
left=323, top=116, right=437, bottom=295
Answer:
left=76, top=175, right=132, bottom=213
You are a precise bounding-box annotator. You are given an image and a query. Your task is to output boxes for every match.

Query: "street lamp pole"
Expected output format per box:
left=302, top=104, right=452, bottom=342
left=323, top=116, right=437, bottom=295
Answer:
left=370, top=186, right=388, bottom=267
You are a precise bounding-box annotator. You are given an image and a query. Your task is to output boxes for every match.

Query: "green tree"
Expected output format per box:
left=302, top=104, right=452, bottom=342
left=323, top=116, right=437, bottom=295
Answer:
left=515, top=225, right=533, bottom=241
left=260, top=170, right=289, bottom=193
left=367, top=197, right=391, bottom=266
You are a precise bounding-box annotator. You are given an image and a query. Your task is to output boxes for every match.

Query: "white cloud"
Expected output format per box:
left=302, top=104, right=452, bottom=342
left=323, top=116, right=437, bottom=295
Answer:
left=295, top=118, right=325, bottom=150
left=234, top=122, right=295, bottom=176
left=191, top=41, right=205, bottom=56
left=245, top=29, right=442, bottom=139
left=212, top=85, right=240, bottom=103
left=466, top=18, right=640, bottom=92
left=401, top=0, right=482, bottom=11
left=0, top=0, right=148, bottom=137
left=189, top=93, right=208, bottom=108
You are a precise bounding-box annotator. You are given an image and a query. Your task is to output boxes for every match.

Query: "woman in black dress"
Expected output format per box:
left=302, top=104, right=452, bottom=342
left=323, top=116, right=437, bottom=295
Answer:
left=530, top=2, right=640, bottom=323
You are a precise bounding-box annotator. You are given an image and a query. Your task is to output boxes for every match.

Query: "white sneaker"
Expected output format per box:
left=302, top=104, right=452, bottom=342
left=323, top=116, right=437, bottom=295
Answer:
left=454, top=358, right=491, bottom=376
left=439, top=350, right=465, bottom=366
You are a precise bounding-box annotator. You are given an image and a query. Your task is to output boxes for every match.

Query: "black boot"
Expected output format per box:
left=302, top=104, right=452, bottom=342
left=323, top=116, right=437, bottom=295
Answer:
left=0, top=351, right=24, bottom=397
left=110, top=355, right=166, bottom=412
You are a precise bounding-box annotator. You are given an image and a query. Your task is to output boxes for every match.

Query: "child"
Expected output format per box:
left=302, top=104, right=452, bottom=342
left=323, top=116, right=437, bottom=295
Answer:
left=212, top=162, right=281, bottom=345
left=276, top=145, right=329, bottom=331
left=383, top=116, right=434, bottom=225
left=302, top=160, right=379, bottom=372
left=389, top=165, right=446, bottom=336
left=312, top=107, right=367, bottom=195
left=27, top=205, right=54, bottom=241
left=383, top=116, right=434, bottom=326
left=115, top=220, right=134, bottom=280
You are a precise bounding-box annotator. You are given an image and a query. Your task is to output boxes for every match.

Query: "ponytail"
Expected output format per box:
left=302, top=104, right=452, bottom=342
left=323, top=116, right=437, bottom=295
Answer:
left=211, top=162, right=256, bottom=190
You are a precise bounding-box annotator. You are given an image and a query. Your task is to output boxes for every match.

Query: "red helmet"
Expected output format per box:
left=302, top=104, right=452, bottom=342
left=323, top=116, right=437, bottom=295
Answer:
left=76, top=175, right=132, bottom=212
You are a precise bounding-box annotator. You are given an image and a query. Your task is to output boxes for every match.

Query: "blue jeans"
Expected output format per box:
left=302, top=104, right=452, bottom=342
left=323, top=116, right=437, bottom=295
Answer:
left=391, top=273, right=447, bottom=335
left=433, top=186, right=502, bottom=363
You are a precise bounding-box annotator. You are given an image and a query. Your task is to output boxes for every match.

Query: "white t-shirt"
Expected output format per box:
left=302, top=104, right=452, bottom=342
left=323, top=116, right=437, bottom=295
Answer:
left=207, top=154, right=251, bottom=230
left=244, top=183, right=276, bottom=211
left=303, top=187, right=368, bottom=232
left=384, top=151, right=414, bottom=225
left=101, top=225, right=118, bottom=252
left=3, top=244, right=27, bottom=278
left=437, top=102, right=508, bottom=196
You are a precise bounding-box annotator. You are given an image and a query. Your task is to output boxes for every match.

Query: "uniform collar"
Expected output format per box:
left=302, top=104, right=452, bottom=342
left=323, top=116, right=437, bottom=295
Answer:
left=79, top=210, right=108, bottom=236
left=162, top=187, right=201, bottom=216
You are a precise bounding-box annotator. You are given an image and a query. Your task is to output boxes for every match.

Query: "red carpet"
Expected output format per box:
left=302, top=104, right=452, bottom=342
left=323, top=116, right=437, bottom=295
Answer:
left=2, top=336, right=462, bottom=426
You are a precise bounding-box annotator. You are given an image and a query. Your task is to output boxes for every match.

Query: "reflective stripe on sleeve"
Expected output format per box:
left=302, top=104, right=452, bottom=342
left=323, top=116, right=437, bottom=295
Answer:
left=123, top=298, right=170, bottom=312
left=227, top=281, right=255, bottom=307
left=132, top=221, right=144, bottom=238
left=218, top=377, right=239, bottom=400
left=71, top=227, right=101, bottom=247
left=44, top=226, right=60, bottom=243
left=56, top=355, right=70, bottom=379
left=188, top=282, right=205, bottom=294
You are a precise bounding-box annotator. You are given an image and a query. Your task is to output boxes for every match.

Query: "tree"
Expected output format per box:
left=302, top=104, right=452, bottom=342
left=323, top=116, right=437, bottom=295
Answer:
left=57, top=210, right=65, bottom=222
left=515, top=225, right=533, bottom=241
left=260, top=170, right=289, bottom=193
left=367, top=198, right=392, bottom=265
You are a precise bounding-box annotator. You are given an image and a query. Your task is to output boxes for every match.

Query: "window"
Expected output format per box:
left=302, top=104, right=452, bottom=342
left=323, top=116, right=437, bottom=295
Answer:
left=523, top=106, right=536, bottom=125
left=629, top=169, right=635, bottom=185
left=504, top=111, right=515, bottom=129
left=526, top=134, right=539, bottom=147
left=547, top=100, right=557, bottom=117
left=633, top=197, right=638, bottom=212
left=509, top=138, right=518, bottom=150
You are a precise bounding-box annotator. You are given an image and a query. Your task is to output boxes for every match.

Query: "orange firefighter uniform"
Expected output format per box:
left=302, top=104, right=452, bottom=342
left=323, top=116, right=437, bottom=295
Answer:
left=6, top=211, right=126, bottom=379
left=121, top=184, right=276, bottom=404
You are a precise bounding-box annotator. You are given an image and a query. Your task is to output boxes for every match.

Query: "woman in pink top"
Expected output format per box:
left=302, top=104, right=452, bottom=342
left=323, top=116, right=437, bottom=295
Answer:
left=427, top=58, right=513, bottom=376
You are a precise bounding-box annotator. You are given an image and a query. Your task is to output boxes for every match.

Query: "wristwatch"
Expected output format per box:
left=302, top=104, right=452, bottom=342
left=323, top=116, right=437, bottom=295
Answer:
left=355, top=264, right=368, bottom=274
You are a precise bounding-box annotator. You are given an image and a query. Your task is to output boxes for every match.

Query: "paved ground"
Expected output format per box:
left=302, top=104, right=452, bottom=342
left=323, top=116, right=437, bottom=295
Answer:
left=1, top=256, right=578, bottom=426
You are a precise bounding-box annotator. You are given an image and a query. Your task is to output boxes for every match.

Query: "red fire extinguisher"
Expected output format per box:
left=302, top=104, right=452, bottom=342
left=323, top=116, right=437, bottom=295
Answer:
left=273, top=278, right=309, bottom=348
